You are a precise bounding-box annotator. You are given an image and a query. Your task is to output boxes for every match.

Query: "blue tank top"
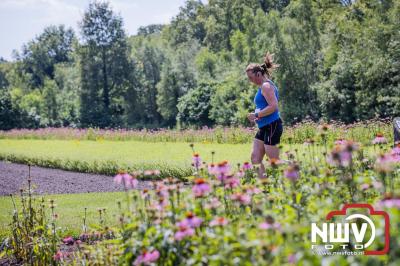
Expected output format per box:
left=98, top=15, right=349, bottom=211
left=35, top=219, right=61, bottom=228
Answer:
left=254, top=80, right=280, bottom=128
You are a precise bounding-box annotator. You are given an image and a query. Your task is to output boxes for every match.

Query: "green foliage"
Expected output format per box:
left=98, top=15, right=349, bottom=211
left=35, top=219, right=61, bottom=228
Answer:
left=195, top=48, right=218, bottom=78
left=210, top=71, right=252, bottom=126
left=156, top=40, right=199, bottom=126
left=79, top=1, right=134, bottom=128
left=1, top=0, right=400, bottom=129
left=177, top=82, right=215, bottom=127
left=16, top=25, right=75, bottom=88
left=0, top=90, right=21, bottom=130
left=53, top=63, right=80, bottom=126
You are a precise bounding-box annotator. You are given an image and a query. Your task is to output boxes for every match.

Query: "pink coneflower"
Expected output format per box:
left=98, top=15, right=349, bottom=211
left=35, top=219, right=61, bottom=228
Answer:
left=134, top=249, right=160, bottom=265
left=236, top=169, right=245, bottom=178
left=391, top=145, right=400, bottom=162
left=180, top=212, right=203, bottom=228
left=343, top=140, right=359, bottom=152
left=284, top=164, right=300, bottom=182
left=360, top=183, right=370, bottom=190
left=174, top=224, right=195, bottom=241
left=372, top=133, right=387, bottom=144
left=210, top=217, right=229, bottom=227
left=216, top=161, right=231, bottom=176
left=372, top=181, right=383, bottom=189
left=224, top=175, right=240, bottom=189
left=231, top=193, right=251, bottom=205
left=377, top=197, right=400, bottom=209
left=62, top=236, right=74, bottom=245
left=206, top=197, right=222, bottom=209
left=192, top=178, right=211, bottom=197
left=245, top=186, right=262, bottom=195
left=259, top=222, right=281, bottom=230
left=287, top=254, right=297, bottom=264
left=141, top=189, right=150, bottom=200
left=267, top=158, right=282, bottom=168
left=208, top=163, right=218, bottom=175
left=334, top=138, right=347, bottom=145
left=327, top=146, right=353, bottom=167
left=113, top=172, right=138, bottom=189
left=156, top=197, right=168, bottom=211
left=53, top=251, right=64, bottom=261
left=375, top=153, right=395, bottom=173
left=259, top=216, right=281, bottom=231
left=392, top=144, right=400, bottom=155
left=192, top=153, right=202, bottom=168
left=155, top=183, right=169, bottom=198
left=242, top=162, right=252, bottom=170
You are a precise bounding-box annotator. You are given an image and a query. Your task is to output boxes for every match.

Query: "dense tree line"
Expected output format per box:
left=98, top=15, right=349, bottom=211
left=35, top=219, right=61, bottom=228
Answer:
left=0, top=0, right=399, bottom=130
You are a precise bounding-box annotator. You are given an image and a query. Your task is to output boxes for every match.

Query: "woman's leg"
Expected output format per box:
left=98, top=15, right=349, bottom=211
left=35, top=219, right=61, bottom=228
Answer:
left=251, top=138, right=266, bottom=178
left=264, top=144, right=280, bottom=160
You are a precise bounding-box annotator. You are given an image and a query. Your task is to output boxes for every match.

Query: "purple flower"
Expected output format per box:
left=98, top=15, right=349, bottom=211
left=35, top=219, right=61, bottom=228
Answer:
left=377, top=196, right=400, bottom=209
left=242, top=162, right=252, bottom=170
left=284, top=164, right=300, bottom=182
left=216, top=161, right=231, bottom=176
left=174, top=226, right=195, bottom=241
left=236, top=170, right=245, bottom=178
left=62, top=236, right=74, bottom=245
left=134, top=249, right=160, bottom=265
left=206, top=197, right=222, bottom=209
left=224, top=175, right=240, bottom=189
left=113, top=172, right=138, bottom=189
left=192, top=153, right=202, bottom=168
left=375, top=153, right=396, bottom=173
left=245, top=186, right=262, bottom=195
left=334, top=138, right=347, bottom=145
left=327, top=144, right=357, bottom=168
left=180, top=212, right=203, bottom=228
left=360, top=183, right=370, bottom=190
left=372, top=133, right=387, bottom=144
left=53, top=251, right=64, bottom=261
left=210, top=217, right=229, bottom=227
left=192, top=178, right=211, bottom=197
left=259, top=221, right=281, bottom=231
left=231, top=193, right=251, bottom=205
left=391, top=145, right=400, bottom=162
left=208, top=163, right=218, bottom=175
left=287, top=254, right=297, bottom=264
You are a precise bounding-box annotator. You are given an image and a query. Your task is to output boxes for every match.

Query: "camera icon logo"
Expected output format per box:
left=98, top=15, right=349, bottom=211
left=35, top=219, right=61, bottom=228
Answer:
left=311, top=203, right=390, bottom=255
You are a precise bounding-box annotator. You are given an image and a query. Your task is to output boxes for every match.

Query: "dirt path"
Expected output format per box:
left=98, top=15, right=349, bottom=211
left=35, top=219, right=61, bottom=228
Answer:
left=0, top=161, right=154, bottom=196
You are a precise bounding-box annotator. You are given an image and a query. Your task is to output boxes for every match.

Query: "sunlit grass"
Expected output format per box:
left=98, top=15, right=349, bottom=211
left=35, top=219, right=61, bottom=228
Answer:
left=0, top=191, right=125, bottom=239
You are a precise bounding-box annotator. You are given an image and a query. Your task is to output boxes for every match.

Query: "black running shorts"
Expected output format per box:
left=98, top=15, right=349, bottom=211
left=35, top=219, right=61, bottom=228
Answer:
left=255, top=118, right=283, bottom=146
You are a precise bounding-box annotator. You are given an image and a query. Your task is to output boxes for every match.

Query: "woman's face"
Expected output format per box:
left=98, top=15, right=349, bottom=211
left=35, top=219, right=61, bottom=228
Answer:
left=246, top=70, right=262, bottom=85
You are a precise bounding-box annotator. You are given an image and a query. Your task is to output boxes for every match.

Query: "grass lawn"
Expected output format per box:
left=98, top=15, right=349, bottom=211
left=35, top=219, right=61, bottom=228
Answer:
left=0, top=191, right=126, bottom=239
left=0, top=139, right=383, bottom=177
left=0, top=139, right=254, bottom=166
left=0, top=139, right=266, bottom=178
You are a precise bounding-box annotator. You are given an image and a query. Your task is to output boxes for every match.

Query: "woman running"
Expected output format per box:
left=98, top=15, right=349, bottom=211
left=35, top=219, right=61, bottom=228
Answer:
left=246, top=52, right=283, bottom=178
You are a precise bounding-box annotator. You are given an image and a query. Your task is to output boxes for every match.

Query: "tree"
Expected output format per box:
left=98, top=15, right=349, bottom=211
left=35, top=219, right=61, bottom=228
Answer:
left=129, top=36, right=164, bottom=126
left=79, top=0, right=134, bottom=127
left=17, top=25, right=75, bottom=88
left=177, top=82, right=215, bottom=127
left=195, top=47, right=218, bottom=78
left=156, top=62, right=180, bottom=125
left=167, top=0, right=206, bottom=46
